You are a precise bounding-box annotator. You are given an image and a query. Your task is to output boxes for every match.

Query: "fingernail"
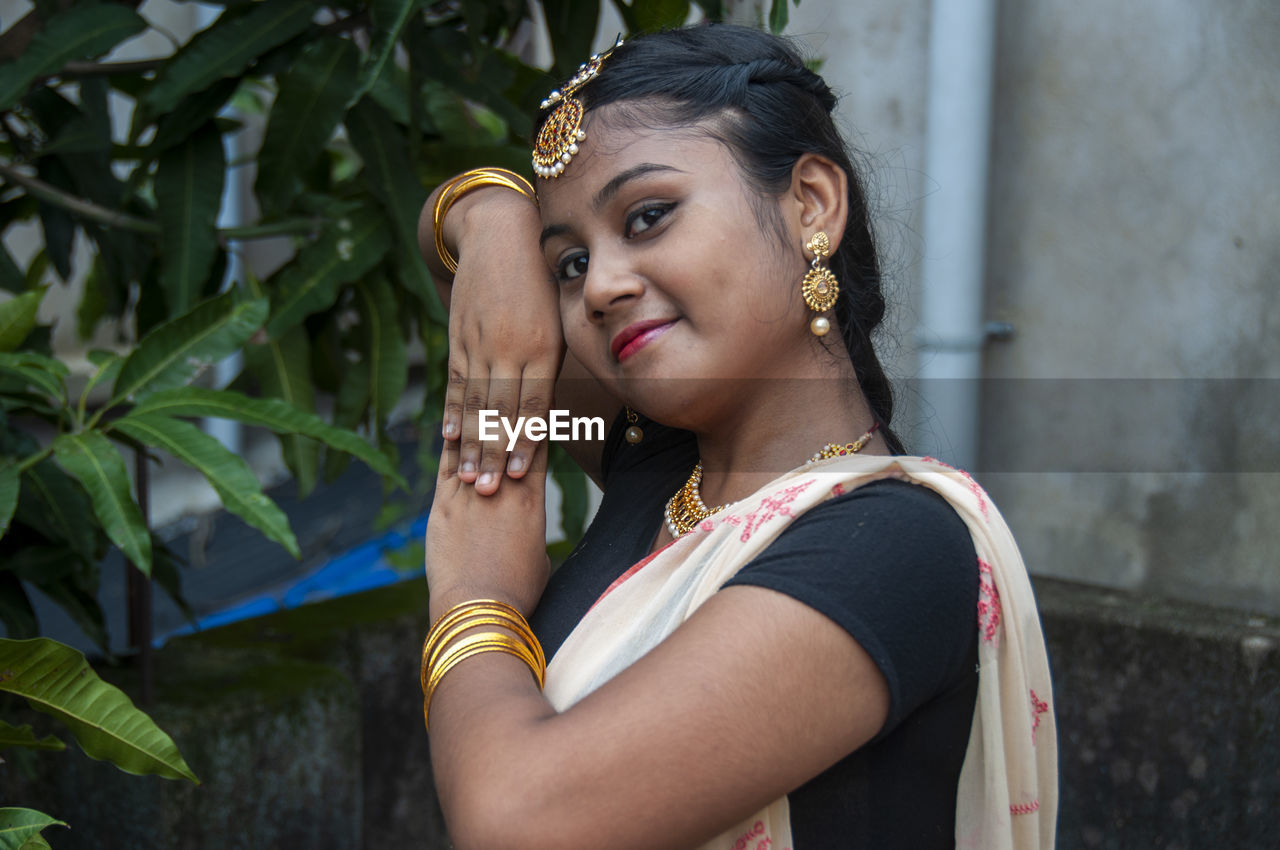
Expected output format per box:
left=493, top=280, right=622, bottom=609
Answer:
left=443, top=421, right=458, bottom=439
left=508, top=456, right=525, bottom=474
left=478, top=472, right=495, bottom=487
left=461, top=461, right=476, bottom=475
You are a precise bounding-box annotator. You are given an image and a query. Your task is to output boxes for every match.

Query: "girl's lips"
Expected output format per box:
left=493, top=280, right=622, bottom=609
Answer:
left=613, top=320, right=676, bottom=362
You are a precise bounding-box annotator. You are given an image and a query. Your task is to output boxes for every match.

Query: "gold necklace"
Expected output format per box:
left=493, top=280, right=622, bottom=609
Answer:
left=664, top=425, right=879, bottom=537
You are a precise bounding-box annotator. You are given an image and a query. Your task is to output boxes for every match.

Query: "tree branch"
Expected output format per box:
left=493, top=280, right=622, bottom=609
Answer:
left=0, top=162, right=326, bottom=243
left=0, top=162, right=160, bottom=235
left=59, top=59, right=166, bottom=78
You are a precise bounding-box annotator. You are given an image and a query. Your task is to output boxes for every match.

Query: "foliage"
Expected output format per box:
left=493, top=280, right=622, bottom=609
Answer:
left=0, top=0, right=802, bottom=838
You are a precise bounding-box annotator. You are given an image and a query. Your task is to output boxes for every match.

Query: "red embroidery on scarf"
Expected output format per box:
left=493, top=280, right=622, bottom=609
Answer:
left=588, top=537, right=679, bottom=612
left=1010, top=800, right=1040, bottom=815
left=730, top=821, right=767, bottom=850
left=977, top=558, right=1002, bottom=644
left=831, top=482, right=846, bottom=496
left=738, top=480, right=815, bottom=542
left=920, top=456, right=990, bottom=521
left=1030, top=688, right=1049, bottom=744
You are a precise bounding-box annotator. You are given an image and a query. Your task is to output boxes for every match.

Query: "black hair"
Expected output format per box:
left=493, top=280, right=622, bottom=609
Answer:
left=537, top=24, right=905, bottom=453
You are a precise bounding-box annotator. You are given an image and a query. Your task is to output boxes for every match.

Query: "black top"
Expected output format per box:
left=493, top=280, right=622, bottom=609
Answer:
left=530, top=415, right=980, bottom=849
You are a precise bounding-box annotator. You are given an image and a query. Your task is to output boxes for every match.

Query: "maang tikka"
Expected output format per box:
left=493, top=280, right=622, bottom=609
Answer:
left=532, top=40, right=623, bottom=179
left=801, top=231, right=839, bottom=336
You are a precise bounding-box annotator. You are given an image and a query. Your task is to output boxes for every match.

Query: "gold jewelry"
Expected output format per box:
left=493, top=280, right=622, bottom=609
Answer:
left=801, top=231, right=839, bottom=336
left=532, top=41, right=623, bottom=179
left=663, top=426, right=879, bottom=537
left=432, top=168, right=537, bottom=274
left=420, top=599, right=546, bottom=730
left=664, top=462, right=730, bottom=537
left=624, top=407, right=643, bottom=444
left=424, top=631, right=543, bottom=730
left=805, top=423, right=880, bottom=464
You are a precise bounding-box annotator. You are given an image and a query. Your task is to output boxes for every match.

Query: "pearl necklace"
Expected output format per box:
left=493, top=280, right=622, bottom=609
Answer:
left=663, top=424, right=879, bottom=537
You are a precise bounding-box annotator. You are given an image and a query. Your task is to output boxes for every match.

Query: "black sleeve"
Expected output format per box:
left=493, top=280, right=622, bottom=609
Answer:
left=721, top=478, right=979, bottom=738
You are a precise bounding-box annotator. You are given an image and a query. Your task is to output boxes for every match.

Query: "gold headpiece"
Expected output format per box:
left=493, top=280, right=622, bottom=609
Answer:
left=532, top=41, right=623, bottom=179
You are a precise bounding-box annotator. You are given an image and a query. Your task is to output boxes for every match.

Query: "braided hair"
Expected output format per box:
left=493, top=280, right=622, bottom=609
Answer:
left=538, top=25, right=904, bottom=453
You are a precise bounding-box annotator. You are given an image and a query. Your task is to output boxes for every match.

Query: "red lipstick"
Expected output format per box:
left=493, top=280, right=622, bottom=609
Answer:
left=611, top=319, right=675, bottom=362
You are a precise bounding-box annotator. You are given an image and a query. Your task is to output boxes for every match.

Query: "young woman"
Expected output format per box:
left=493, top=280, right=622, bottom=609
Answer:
left=416, top=24, right=1056, bottom=850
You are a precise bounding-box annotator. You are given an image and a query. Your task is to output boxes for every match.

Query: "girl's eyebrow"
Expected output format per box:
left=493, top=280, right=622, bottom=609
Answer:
left=592, top=163, right=686, bottom=212
left=540, top=163, right=687, bottom=248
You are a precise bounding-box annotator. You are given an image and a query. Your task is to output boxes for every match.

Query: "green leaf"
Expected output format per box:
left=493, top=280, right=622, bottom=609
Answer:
left=0, top=720, right=65, bottom=753
left=130, top=387, right=406, bottom=488
left=0, top=807, right=67, bottom=850
left=345, top=100, right=445, bottom=323
left=0, top=574, right=38, bottom=641
left=243, top=324, right=319, bottom=497
left=325, top=323, right=371, bottom=482
left=145, top=78, right=238, bottom=153
left=626, top=0, right=692, bottom=30
left=541, top=0, right=601, bottom=77
left=767, top=0, right=796, bottom=33
left=155, top=123, right=226, bottom=317
left=42, top=77, right=112, bottom=155
left=0, top=243, right=25, bottom=295
left=263, top=204, right=391, bottom=338
left=52, top=432, right=151, bottom=574
left=34, top=160, right=76, bottom=281
left=0, top=462, right=17, bottom=540
left=17, top=459, right=98, bottom=565
left=550, top=443, right=587, bottom=540
left=143, top=0, right=316, bottom=115
left=0, top=4, right=147, bottom=111
left=0, top=638, right=199, bottom=782
left=110, top=291, right=268, bottom=406
left=354, top=0, right=418, bottom=103
left=0, top=352, right=68, bottom=400
left=79, top=349, right=124, bottom=409
left=0, top=287, right=46, bottom=352
left=256, top=36, right=361, bottom=215
left=355, top=278, right=407, bottom=433
left=113, top=415, right=300, bottom=558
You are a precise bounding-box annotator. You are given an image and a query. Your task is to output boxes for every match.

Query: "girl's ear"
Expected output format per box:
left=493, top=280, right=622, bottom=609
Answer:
left=786, top=153, right=849, bottom=249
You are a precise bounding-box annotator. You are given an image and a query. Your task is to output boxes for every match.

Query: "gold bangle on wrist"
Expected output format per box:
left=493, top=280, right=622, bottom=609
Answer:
left=419, top=599, right=547, bottom=731
left=431, top=168, right=537, bottom=275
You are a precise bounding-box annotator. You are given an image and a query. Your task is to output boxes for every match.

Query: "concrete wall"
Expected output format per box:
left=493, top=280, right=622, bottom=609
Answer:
left=782, top=0, right=1280, bottom=614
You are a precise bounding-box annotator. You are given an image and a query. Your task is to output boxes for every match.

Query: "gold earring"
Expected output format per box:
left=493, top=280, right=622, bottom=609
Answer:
left=624, top=408, right=643, bottom=444
left=801, top=231, right=839, bottom=336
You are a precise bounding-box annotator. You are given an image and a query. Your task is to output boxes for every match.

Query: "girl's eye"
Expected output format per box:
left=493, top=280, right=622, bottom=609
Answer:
left=625, top=203, right=674, bottom=238
left=557, top=252, right=589, bottom=282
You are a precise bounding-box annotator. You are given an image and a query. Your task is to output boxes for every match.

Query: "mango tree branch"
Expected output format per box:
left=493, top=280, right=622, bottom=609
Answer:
left=0, top=162, right=160, bottom=235
left=60, top=59, right=166, bottom=78
left=0, top=163, right=324, bottom=242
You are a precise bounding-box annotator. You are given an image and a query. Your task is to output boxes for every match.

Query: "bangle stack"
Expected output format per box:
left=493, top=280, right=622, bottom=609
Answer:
left=431, top=168, right=537, bottom=274
left=419, top=599, right=546, bottom=731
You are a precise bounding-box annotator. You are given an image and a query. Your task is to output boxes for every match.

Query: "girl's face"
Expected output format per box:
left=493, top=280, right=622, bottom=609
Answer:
left=537, top=111, right=813, bottom=426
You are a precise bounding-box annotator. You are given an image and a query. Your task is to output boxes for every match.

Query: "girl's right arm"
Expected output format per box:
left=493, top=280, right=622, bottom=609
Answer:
left=418, top=178, right=618, bottom=491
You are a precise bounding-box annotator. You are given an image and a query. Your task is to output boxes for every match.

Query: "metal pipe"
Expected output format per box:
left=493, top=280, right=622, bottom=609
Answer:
left=914, top=0, right=999, bottom=471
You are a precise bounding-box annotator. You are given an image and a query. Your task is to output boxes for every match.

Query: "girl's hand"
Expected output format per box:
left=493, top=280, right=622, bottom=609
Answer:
left=424, top=427, right=552, bottom=620
left=419, top=183, right=563, bottom=496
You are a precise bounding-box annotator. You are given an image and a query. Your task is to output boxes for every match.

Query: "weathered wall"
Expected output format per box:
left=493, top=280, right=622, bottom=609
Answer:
left=784, top=0, right=1280, bottom=614
left=980, top=0, right=1280, bottom=614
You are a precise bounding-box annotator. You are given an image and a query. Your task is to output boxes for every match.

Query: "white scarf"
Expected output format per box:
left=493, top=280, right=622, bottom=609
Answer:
left=544, top=455, right=1057, bottom=849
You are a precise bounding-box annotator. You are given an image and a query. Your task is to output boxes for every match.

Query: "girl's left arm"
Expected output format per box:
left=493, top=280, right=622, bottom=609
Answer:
left=424, top=439, right=890, bottom=850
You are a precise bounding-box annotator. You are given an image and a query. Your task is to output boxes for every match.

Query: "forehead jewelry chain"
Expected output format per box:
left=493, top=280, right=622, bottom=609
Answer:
left=664, top=425, right=879, bottom=537
left=532, top=40, right=622, bottom=179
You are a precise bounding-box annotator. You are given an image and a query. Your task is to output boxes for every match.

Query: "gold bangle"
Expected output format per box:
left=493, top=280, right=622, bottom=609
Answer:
left=420, top=600, right=546, bottom=694
left=422, top=631, right=543, bottom=731
left=431, top=168, right=537, bottom=275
